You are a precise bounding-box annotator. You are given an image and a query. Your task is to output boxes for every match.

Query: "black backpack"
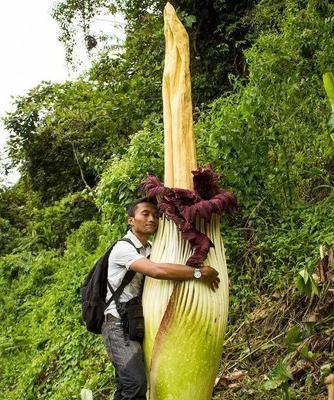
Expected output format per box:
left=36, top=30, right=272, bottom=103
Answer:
left=81, top=238, right=139, bottom=334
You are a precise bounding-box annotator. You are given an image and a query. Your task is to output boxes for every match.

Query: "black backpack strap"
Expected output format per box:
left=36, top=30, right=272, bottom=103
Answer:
left=106, top=237, right=140, bottom=307
left=106, top=270, right=135, bottom=307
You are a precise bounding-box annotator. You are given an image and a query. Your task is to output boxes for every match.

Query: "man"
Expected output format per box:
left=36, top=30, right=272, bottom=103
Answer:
left=102, top=197, right=220, bottom=400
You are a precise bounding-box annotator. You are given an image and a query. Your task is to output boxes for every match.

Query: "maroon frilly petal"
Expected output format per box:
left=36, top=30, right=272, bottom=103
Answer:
left=192, top=164, right=221, bottom=199
left=140, top=174, right=166, bottom=197
left=140, top=166, right=237, bottom=266
left=182, top=228, right=214, bottom=267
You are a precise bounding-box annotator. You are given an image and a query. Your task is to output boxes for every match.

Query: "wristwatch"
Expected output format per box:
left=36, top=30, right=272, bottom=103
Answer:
left=193, top=267, right=202, bottom=279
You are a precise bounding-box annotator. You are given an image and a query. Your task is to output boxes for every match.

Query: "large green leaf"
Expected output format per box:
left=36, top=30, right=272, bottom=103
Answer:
left=323, top=72, right=334, bottom=110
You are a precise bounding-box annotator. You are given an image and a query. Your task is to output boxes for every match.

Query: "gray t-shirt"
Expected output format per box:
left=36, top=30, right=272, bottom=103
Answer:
left=104, top=230, right=151, bottom=318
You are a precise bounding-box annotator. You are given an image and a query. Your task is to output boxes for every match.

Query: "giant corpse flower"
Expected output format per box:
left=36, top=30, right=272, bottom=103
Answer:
left=141, top=3, right=237, bottom=400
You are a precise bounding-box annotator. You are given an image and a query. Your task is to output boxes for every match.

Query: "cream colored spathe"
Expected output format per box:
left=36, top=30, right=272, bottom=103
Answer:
left=142, top=3, right=229, bottom=399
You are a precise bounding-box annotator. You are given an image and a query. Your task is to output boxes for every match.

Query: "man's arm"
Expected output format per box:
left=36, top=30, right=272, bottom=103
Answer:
left=130, top=257, right=220, bottom=290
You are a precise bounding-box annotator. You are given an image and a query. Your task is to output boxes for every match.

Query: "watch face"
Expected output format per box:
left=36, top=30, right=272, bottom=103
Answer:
left=194, top=269, right=202, bottom=279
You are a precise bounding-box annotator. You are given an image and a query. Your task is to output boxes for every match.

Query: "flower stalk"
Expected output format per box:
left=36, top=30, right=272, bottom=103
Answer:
left=142, top=4, right=236, bottom=399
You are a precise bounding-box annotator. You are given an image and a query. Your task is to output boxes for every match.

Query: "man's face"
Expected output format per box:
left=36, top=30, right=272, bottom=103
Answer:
left=128, top=202, right=159, bottom=236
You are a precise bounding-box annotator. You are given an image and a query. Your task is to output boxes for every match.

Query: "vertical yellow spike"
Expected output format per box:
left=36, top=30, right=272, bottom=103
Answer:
left=163, top=2, right=197, bottom=189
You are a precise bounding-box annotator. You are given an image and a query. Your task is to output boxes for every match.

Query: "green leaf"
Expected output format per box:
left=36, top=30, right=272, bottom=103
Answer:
left=299, top=346, right=316, bottom=362
left=264, top=361, right=293, bottom=391
left=275, top=361, right=293, bottom=381
left=295, top=269, right=318, bottom=297
left=295, top=274, right=312, bottom=296
left=310, top=276, right=319, bottom=296
left=285, top=326, right=302, bottom=349
left=184, top=15, right=197, bottom=28
left=323, top=72, right=334, bottom=108
left=299, top=269, right=309, bottom=284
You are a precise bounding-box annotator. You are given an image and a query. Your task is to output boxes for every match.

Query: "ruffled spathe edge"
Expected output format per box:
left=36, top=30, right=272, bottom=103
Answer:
left=140, top=165, right=238, bottom=266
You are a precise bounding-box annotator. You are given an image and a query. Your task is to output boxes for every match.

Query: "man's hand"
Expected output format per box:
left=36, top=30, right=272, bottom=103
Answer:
left=201, top=266, right=220, bottom=291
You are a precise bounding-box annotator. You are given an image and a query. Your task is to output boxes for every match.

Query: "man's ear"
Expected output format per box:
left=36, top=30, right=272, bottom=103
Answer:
left=128, top=216, right=134, bottom=226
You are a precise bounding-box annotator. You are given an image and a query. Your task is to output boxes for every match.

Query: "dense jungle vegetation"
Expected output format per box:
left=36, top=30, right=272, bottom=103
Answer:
left=0, top=0, right=333, bottom=399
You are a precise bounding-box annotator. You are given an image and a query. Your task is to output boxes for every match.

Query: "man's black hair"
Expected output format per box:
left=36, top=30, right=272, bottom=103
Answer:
left=127, top=197, right=158, bottom=217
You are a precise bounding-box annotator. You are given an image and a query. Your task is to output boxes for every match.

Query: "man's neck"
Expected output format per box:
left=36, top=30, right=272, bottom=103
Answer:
left=130, top=229, right=149, bottom=246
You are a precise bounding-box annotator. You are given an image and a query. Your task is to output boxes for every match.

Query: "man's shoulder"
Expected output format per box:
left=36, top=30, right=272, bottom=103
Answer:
left=111, top=238, right=137, bottom=255
left=109, top=237, right=146, bottom=270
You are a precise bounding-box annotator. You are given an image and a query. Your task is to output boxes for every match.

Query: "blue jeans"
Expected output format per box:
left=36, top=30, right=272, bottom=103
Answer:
left=102, top=317, right=147, bottom=400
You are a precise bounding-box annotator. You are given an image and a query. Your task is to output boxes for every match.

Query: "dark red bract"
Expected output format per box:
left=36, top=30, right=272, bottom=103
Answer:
left=141, top=165, right=238, bottom=267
